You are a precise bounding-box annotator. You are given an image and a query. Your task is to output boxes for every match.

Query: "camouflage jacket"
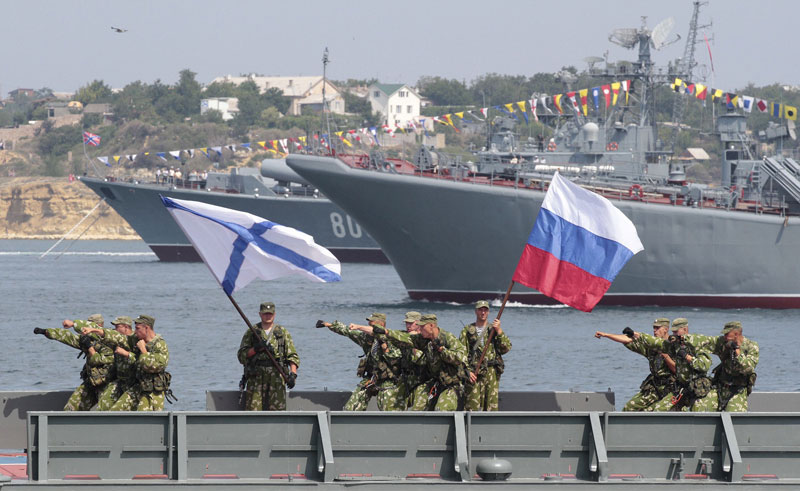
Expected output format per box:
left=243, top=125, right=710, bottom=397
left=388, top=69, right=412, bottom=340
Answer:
left=385, top=328, right=468, bottom=388
left=238, top=323, right=300, bottom=375
left=98, top=328, right=138, bottom=382
left=640, top=333, right=711, bottom=385
left=693, top=334, right=759, bottom=387
left=459, top=323, right=511, bottom=375
left=104, top=329, right=169, bottom=375
left=329, top=321, right=402, bottom=381
left=399, top=342, right=430, bottom=386
left=625, top=334, right=674, bottom=382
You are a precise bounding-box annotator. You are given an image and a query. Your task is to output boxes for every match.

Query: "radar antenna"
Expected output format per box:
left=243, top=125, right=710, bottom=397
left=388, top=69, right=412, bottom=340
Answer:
left=608, top=15, right=677, bottom=130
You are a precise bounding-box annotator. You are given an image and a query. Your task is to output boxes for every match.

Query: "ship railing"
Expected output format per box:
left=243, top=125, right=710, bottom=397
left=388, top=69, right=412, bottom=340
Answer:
left=22, top=410, right=800, bottom=484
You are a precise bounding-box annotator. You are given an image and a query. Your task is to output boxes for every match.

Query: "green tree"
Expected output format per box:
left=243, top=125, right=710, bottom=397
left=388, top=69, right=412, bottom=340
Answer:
left=112, top=81, right=157, bottom=122
left=175, top=69, right=202, bottom=118
left=74, top=80, right=112, bottom=105
left=417, top=76, right=472, bottom=106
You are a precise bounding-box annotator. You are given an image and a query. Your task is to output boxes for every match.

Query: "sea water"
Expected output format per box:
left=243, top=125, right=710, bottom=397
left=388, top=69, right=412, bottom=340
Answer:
left=1, top=239, right=797, bottom=410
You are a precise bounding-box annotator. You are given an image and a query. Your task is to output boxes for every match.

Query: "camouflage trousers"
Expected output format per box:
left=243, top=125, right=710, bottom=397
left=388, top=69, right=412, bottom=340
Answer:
left=622, top=385, right=670, bottom=412
left=110, top=388, right=165, bottom=411
left=427, top=385, right=462, bottom=411
left=64, top=382, right=104, bottom=411
left=716, top=386, right=749, bottom=412
left=405, top=382, right=431, bottom=411
left=651, top=389, right=719, bottom=412
left=244, top=369, right=287, bottom=411
left=344, top=379, right=404, bottom=411
left=96, top=380, right=136, bottom=411
left=465, top=369, right=500, bottom=411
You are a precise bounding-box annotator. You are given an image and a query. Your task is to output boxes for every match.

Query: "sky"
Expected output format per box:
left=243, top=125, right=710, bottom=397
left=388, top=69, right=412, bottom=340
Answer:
left=3, top=0, right=799, bottom=98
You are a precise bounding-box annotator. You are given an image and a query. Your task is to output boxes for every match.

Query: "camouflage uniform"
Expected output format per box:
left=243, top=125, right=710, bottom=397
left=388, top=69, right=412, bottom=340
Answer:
left=45, top=319, right=115, bottom=411
left=238, top=323, right=300, bottom=411
left=95, top=318, right=139, bottom=411
left=103, top=325, right=170, bottom=411
left=383, top=320, right=468, bottom=411
left=328, top=320, right=404, bottom=411
left=622, top=334, right=676, bottom=411
left=693, top=323, right=759, bottom=412
left=399, top=344, right=431, bottom=410
left=648, top=332, right=718, bottom=412
left=460, top=323, right=512, bottom=411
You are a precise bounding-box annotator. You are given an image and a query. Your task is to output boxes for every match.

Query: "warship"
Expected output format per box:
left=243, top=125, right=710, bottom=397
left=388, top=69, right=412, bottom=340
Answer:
left=79, top=157, right=389, bottom=263
left=285, top=6, right=800, bottom=309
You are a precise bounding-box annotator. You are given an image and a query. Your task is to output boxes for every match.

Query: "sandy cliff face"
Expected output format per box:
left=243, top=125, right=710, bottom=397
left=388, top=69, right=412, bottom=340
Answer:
left=0, top=177, right=138, bottom=240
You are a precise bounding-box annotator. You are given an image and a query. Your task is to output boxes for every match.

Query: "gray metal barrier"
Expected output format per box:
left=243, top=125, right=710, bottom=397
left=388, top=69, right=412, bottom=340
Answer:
left=24, top=410, right=800, bottom=484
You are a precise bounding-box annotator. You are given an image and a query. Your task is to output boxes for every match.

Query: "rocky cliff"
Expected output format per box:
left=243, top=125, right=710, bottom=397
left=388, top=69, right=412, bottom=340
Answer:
left=0, top=177, right=138, bottom=240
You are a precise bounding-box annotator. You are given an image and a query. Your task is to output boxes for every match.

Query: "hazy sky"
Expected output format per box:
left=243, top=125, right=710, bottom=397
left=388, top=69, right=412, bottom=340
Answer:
left=3, top=0, right=798, bottom=97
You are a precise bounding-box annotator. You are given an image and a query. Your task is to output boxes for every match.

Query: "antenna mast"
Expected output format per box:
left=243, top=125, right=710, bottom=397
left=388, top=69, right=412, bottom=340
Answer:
left=669, top=1, right=707, bottom=152
left=321, top=47, right=333, bottom=154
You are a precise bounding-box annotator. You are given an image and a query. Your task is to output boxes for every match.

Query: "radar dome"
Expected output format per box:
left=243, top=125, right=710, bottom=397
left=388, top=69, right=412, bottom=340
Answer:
left=582, top=122, right=599, bottom=143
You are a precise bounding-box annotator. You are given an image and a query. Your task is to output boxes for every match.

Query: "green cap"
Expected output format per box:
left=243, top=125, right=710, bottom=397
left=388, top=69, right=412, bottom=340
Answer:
left=87, top=313, right=104, bottom=325
left=404, top=311, right=422, bottom=323
left=653, top=317, right=670, bottom=328
left=366, top=312, right=387, bottom=323
left=721, top=321, right=742, bottom=334
left=134, top=314, right=155, bottom=327
left=670, top=317, right=688, bottom=331
left=259, top=302, right=275, bottom=314
left=417, top=314, right=437, bottom=326
left=475, top=300, right=490, bottom=309
left=111, top=316, right=132, bottom=326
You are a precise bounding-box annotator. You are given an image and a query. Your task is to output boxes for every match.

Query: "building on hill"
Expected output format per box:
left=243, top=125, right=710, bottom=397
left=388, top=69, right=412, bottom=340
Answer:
left=209, top=75, right=345, bottom=116
left=367, top=83, right=421, bottom=129
left=201, top=97, right=239, bottom=121
left=9, top=88, right=35, bottom=100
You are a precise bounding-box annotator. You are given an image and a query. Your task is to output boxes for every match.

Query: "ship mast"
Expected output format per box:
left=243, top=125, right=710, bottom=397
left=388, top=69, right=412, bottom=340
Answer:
left=668, top=1, right=708, bottom=152
left=321, top=47, right=333, bottom=155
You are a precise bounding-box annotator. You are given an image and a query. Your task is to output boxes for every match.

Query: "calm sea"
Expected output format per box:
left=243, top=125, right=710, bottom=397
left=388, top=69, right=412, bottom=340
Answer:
left=1, top=239, right=797, bottom=410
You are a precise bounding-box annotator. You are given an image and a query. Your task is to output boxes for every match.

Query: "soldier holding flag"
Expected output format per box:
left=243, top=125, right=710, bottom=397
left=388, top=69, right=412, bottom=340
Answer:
left=238, top=302, right=299, bottom=411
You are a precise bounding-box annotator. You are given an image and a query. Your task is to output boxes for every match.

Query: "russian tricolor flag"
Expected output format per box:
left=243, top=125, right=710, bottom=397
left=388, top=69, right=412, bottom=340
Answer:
left=512, top=173, right=643, bottom=312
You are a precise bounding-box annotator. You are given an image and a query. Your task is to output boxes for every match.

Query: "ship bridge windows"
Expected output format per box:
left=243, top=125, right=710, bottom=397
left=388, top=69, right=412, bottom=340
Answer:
left=725, top=150, right=742, bottom=162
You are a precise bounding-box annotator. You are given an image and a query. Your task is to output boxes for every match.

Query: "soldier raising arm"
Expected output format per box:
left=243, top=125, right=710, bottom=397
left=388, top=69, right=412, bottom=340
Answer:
left=595, top=318, right=676, bottom=411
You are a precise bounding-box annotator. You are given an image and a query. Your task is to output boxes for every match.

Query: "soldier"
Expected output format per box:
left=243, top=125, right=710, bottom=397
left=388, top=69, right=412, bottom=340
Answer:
left=649, top=318, right=718, bottom=412
left=237, top=302, right=299, bottom=411
left=694, top=321, right=759, bottom=412
left=318, top=313, right=404, bottom=411
left=33, top=314, right=114, bottom=411
left=460, top=300, right=511, bottom=411
left=595, top=318, right=676, bottom=411
left=397, top=311, right=432, bottom=410
left=86, top=315, right=171, bottom=411
left=95, top=316, right=137, bottom=410
left=368, top=314, right=468, bottom=411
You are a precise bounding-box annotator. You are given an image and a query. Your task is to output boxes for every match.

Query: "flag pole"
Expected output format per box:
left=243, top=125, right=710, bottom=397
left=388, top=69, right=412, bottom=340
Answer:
left=225, top=292, right=290, bottom=384
left=474, top=280, right=514, bottom=373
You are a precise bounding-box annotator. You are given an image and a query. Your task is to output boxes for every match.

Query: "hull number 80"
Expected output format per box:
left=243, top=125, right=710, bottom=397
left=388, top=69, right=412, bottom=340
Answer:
left=330, top=212, right=362, bottom=238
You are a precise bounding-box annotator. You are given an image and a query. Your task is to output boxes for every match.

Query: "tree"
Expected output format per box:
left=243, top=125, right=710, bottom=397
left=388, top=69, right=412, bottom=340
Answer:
left=74, top=80, right=112, bottom=105
left=175, top=69, right=202, bottom=118
left=417, top=76, right=472, bottom=106
left=112, top=81, right=157, bottom=123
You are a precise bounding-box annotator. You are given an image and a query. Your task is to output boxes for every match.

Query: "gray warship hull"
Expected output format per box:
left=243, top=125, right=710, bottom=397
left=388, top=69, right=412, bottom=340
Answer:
left=79, top=177, right=386, bottom=263
left=286, top=155, right=800, bottom=309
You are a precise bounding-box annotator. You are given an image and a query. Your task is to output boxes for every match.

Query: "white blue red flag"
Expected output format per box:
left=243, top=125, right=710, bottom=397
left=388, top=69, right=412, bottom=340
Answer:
left=162, top=197, right=341, bottom=294
left=512, top=172, right=643, bottom=312
left=83, top=131, right=101, bottom=146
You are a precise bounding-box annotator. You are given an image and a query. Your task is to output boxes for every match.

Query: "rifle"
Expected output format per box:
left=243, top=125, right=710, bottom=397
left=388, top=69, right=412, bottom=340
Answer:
left=227, top=294, right=290, bottom=386
left=474, top=281, right=514, bottom=375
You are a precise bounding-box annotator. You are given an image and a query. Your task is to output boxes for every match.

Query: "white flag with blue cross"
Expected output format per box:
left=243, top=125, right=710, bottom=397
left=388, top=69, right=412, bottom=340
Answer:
left=161, top=196, right=341, bottom=294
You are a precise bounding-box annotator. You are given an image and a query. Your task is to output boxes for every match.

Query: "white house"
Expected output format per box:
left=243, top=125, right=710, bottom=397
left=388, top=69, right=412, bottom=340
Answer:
left=201, top=97, right=239, bottom=121
left=209, top=75, right=345, bottom=116
left=367, top=84, right=421, bottom=129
